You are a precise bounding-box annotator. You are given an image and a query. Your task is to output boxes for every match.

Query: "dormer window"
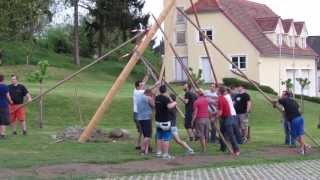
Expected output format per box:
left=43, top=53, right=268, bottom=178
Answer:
left=176, top=7, right=186, bottom=24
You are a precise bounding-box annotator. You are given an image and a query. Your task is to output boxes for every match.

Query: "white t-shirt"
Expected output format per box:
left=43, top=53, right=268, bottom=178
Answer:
left=133, top=89, right=145, bottom=113
left=224, top=94, right=237, bottom=116
left=205, top=90, right=218, bottom=113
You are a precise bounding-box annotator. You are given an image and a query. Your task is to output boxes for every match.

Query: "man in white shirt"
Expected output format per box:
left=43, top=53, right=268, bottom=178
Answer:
left=133, top=80, right=145, bottom=150
left=205, top=83, right=218, bottom=143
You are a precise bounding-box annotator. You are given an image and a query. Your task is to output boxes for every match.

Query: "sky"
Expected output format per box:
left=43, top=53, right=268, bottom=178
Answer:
left=144, top=0, right=320, bottom=36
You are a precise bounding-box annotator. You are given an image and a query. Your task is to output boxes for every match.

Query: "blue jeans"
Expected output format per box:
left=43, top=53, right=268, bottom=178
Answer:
left=284, top=120, right=295, bottom=145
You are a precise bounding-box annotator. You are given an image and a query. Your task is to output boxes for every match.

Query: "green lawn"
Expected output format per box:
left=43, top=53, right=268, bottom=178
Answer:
left=0, top=64, right=319, bottom=170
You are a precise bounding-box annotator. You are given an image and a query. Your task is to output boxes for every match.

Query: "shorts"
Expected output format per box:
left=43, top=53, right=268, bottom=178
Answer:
left=9, top=104, right=26, bottom=122
left=290, top=116, right=304, bottom=140
left=237, top=113, right=249, bottom=130
left=184, top=112, right=193, bottom=129
left=139, top=120, right=152, bottom=138
left=156, top=128, right=172, bottom=141
left=195, top=118, right=210, bottom=140
left=171, top=126, right=178, bottom=136
left=133, top=113, right=141, bottom=133
left=0, top=107, right=10, bottom=126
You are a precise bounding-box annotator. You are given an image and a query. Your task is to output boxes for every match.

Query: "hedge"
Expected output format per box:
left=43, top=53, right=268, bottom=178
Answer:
left=223, top=78, right=320, bottom=104
left=223, top=78, right=278, bottom=95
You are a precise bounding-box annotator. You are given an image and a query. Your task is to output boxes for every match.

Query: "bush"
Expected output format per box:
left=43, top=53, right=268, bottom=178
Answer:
left=295, top=94, right=320, bottom=104
left=38, top=27, right=72, bottom=54
left=223, top=78, right=278, bottom=95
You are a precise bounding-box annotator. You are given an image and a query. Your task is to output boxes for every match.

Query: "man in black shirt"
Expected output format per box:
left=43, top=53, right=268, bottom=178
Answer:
left=183, top=83, right=197, bottom=141
left=234, top=85, right=251, bottom=142
left=155, top=85, right=176, bottom=159
left=274, top=91, right=308, bottom=155
left=8, top=75, right=32, bottom=135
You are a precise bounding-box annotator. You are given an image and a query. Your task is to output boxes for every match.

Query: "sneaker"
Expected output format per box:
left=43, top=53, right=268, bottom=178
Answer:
left=162, top=154, right=174, bottom=160
left=186, top=149, right=195, bottom=155
left=299, top=149, right=305, bottom=155
left=234, top=150, right=240, bottom=156
left=135, top=146, right=141, bottom=150
left=22, top=131, right=27, bottom=135
left=155, top=152, right=162, bottom=158
left=242, top=137, right=248, bottom=144
left=13, top=131, right=17, bottom=135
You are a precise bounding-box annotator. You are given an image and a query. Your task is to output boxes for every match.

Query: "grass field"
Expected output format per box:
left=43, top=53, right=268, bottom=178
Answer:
left=0, top=42, right=320, bottom=179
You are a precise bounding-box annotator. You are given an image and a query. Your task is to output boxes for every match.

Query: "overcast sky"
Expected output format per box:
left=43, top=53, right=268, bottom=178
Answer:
left=144, top=0, right=320, bottom=36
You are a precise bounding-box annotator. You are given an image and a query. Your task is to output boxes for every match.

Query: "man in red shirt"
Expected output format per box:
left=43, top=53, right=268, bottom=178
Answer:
left=192, top=89, right=210, bottom=152
left=217, top=86, right=240, bottom=156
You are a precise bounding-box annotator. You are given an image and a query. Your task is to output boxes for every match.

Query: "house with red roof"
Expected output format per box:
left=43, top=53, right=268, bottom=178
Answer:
left=163, top=0, right=318, bottom=96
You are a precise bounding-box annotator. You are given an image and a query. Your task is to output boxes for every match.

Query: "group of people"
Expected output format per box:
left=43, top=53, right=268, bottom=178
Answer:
left=0, top=74, right=31, bottom=138
left=132, top=79, right=252, bottom=159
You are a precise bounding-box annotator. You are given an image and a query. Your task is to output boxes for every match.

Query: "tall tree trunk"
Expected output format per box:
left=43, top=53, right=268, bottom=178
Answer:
left=38, top=82, right=44, bottom=128
left=73, top=0, right=80, bottom=65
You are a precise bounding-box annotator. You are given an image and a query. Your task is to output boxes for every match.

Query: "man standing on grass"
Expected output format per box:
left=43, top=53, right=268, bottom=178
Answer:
left=205, top=83, right=218, bottom=144
left=155, top=85, right=176, bottom=159
left=234, top=85, right=251, bottom=143
left=192, top=89, right=210, bottom=153
left=136, top=89, right=155, bottom=155
left=8, top=74, right=32, bottom=135
left=133, top=80, right=145, bottom=149
left=274, top=91, right=309, bottom=155
left=0, top=74, right=13, bottom=138
left=183, top=83, right=197, bottom=141
left=217, top=86, right=240, bottom=156
left=168, top=94, right=194, bottom=155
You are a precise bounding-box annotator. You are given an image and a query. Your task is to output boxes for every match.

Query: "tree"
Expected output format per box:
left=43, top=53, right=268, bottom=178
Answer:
left=188, top=68, right=204, bottom=85
left=296, top=78, right=311, bottom=113
left=281, top=79, right=294, bottom=92
left=28, top=60, right=49, bottom=128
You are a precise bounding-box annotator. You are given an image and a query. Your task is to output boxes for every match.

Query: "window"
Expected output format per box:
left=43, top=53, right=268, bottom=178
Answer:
left=198, top=29, right=213, bottom=42
left=231, top=56, right=247, bottom=70
left=301, top=37, right=307, bottom=48
left=176, top=31, right=186, bottom=45
left=176, top=7, right=186, bottom=24
left=289, top=36, right=295, bottom=48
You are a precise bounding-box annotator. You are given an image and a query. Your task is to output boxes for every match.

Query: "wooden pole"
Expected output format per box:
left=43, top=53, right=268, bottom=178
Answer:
left=140, top=56, right=185, bottom=119
left=9, top=32, right=146, bottom=114
left=158, top=63, right=165, bottom=83
left=189, top=0, right=218, bottom=84
left=151, top=14, right=235, bottom=155
left=177, top=8, right=274, bottom=104
left=78, top=0, right=177, bottom=143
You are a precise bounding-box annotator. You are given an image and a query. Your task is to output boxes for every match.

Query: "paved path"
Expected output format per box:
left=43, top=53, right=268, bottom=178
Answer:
left=105, top=160, right=320, bottom=180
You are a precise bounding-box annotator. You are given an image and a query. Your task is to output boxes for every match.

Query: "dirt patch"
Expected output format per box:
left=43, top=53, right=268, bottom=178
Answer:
left=0, top=146, right=318, bottom=179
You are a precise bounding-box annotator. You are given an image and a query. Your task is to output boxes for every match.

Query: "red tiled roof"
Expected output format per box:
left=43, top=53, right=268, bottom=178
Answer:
left=185, top=0, right=220, bottom=14
left=282, top=19, right=293, bottom=33
left=294, top=22, right=305, bottom=35
left=256, top=17, right=280, bottom=32
left=185, top=0, right=316, bottom=57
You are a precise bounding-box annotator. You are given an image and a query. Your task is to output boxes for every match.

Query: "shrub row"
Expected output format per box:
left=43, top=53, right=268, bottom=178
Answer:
left=223, top=78, right=278, bottom=95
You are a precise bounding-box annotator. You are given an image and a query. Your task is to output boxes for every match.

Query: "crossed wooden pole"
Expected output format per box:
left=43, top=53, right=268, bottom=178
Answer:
left=78, top=0, right=177, bottom=142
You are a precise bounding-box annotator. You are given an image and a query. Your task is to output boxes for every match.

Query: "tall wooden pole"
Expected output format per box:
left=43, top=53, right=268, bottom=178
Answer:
left=176, top=8, right=274, bottom=104
left=158, top=63, right=166, bottom=83
left=189, top=0, right=218, bottom=84
left=78, top=0, right=177, bottom=143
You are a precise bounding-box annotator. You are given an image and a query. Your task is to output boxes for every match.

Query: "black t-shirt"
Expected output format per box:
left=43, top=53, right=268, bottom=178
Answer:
left=278, top=98, right=301, bottom=121
left=155, top=95, right=171, bottom=122
left=234, top=93, right=251, bottom=114
left=8, top=84, right=28, bottom=104
left=168, top=108, right=177, bottom=127
left=184, top=91, right=196, bottom=114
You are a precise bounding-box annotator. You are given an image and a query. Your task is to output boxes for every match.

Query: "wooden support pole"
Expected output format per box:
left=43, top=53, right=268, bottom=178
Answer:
left=189, top=0, right=218, bottom=84
left=140, top=56, right=185, bottom=119
left=177, top=8, right=274, bottom=104
left=151, top=14, right=235, bottom=155
left=158, top=63, right=165, bottom=83
left=9, top=31, right=146, bottom=114
left=78, top=0, right=177, bottom=143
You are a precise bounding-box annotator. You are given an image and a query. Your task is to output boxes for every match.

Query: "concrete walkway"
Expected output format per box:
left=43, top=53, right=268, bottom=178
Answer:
left=106, top=160, right=320, bottom=180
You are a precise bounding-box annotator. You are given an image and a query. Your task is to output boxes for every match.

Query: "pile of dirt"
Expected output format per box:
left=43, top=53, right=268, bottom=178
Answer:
left=54, top=126, right=130, bottom=143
